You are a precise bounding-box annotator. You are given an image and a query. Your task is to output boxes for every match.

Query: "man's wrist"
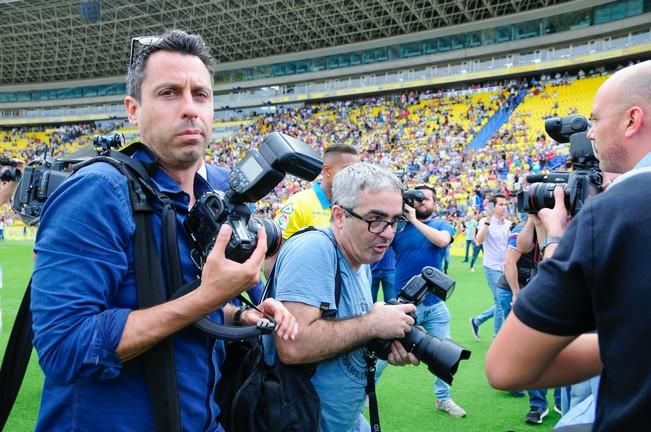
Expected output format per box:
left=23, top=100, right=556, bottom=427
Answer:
left=540, top=236, right=562, bottom=254
left=232, top=304, right=250, bottom=326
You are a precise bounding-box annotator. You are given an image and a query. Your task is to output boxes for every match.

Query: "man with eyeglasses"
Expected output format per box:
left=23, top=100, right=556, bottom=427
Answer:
left=391, top=183, right=467, bottom=418
left=272, top=163, right=419, bottom=432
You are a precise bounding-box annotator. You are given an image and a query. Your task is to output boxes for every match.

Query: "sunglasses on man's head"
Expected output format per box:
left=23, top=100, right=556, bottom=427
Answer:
left=128, top=36, right=161, bottom=69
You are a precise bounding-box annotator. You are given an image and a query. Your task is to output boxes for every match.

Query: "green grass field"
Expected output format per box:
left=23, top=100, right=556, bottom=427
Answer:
left=0, top=240, right=560, bottom=431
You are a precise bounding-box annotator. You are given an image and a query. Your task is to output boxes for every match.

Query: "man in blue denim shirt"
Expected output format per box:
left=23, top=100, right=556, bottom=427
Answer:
left=30, top=29, right=296, bottom=431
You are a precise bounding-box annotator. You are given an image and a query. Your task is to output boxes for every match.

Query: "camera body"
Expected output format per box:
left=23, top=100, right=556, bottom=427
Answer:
left=11, top=134, right=125, bottom=226
left=402, top=189, right=425, bottom=208
left=517, top=115, right=603, bottom=216
left=367, top=267, right=470, bottom=385
left=184, top=132, right=322, bottom=266
left=0, top=157, right=21, bottom=182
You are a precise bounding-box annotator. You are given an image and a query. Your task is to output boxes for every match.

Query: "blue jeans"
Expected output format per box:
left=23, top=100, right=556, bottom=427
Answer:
left=463, top=239, right=473, bottom=261
left=496, top=287, right=513, bottom=320
left=443, top=248, right=451, bottom=274
left=469, top=244, right=482, bottom=269
left=416, top=301, right=452, bottom=401
left=371, top=270, right=396, bottom=302
left=473, top=267, right=505, bottom=337
left=529, top=389, right=548, bottom=410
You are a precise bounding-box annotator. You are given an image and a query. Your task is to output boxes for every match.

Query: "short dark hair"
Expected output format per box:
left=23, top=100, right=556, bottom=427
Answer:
left=323, top=143, right=358, bottom=158
left=415, top=183, right=436, bottom=196
left=490, top=193, right=506, bottom=204
left=127, top=29, right=216, bottom=101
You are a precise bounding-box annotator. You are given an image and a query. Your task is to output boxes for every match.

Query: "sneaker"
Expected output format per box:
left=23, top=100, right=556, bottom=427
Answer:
left=554, top=404, right=563, bottom=415
left=525, top=407, right=549, bottom=424
left=436, top=399, right=466, bottom=418
left=469, top=267, right=475, bottom=272
left=469, top=318, right=480, bottom=340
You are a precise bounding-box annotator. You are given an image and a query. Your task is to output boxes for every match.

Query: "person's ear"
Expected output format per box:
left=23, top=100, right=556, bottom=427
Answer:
left=124, top=96, right=139, bottom=126
left=322, top=163, right=331, bottom=179
left=332, top=205, right=345, bottom=228
left=624, top=106, right=643, bottom=138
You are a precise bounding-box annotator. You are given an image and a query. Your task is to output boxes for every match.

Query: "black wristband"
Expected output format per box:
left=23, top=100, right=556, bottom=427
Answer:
left=233, top=304, right=249, bottom=326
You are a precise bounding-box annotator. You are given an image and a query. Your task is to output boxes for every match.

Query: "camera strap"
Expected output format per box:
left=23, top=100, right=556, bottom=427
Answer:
left=365, top=351, right=381, bottom=432
left=76, top=150, right=183, bottom=432
left=262, top=226, right=341, bottom=315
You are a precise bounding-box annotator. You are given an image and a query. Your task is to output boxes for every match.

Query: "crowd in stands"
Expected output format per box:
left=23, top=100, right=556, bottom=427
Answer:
left=1, top=70, right=608, bottom=232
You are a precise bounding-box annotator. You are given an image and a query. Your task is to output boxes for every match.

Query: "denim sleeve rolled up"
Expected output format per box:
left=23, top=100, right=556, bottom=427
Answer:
left=32, top=165, right=135, bottom=384
left=30, top=159, right=228, bottom=431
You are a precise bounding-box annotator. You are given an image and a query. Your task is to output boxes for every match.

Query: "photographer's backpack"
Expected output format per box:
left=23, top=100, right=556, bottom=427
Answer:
left=0, top=143, right=191, bottom=432
left=214, top=227, right=339, bottom=432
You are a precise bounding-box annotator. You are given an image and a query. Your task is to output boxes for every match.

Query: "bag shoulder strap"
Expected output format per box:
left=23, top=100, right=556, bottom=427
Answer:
left=262, top=226, right=341, bottom=316
left=0, top=279, right=34, bottom=430
left=72, top=152, right=183, bottom=432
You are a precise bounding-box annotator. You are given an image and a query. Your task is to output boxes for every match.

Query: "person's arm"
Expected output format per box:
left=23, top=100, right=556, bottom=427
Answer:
left=116, top=223, right=268, bottom=361
left=403, top=205, right=451, bottom=248
left=486, top=314, right=601, bottom=389
left=537, top=187, right=570, bottom=259
left=31, top=169, right=265, bottom=384
left=0, top=159, right=24, bottom=206
left=0, top=180, right=18, bottom=206
left=475, top=212, right=492, bottom=245
left=275, top=301, right=416, bottom=365
left=226, top=298, right=299, bottom=341
left=515, top=217, right=536, bottom=254
left=503, top=248, right=523, bottom=297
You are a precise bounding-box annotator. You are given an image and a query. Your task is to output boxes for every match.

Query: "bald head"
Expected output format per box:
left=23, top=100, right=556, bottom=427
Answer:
left=606, top=60, right=651, bottom=111
left=588, top=61, right=651, bottom=173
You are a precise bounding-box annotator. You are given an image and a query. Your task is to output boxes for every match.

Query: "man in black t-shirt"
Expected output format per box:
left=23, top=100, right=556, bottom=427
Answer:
left=486, top=61, right=651, bottom=432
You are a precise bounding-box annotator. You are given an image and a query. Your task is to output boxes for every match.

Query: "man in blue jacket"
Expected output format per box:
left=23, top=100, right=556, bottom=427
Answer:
left=30, top=29, right=296, bottom=431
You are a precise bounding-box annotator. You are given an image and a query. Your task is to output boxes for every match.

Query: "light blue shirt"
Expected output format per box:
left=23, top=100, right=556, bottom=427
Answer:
left=272, top=228, right=373, bottom=432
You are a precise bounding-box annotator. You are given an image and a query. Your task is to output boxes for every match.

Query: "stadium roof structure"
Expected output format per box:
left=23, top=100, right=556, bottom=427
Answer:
left=1, top=0, right=576, bottom=85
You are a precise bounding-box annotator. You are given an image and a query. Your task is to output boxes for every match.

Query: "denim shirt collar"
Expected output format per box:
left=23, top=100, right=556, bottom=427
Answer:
left=131, top=147, right=215, bottom=211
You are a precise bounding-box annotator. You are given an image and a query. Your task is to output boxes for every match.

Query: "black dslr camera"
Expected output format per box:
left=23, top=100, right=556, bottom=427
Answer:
left=0, top=157, right=21, bottom=182
left=402, top=189, right=425, bottom=207
left=367, top=267, right=471, bottom=385
left=517, top=115, right=602, bottom=216
left=184, top=132, right=322, bottom=266
left=11, top=134, right=124, bottom=226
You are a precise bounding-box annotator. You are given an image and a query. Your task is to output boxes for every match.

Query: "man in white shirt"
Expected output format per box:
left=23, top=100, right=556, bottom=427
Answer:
left=469, top=193, right=511, bottom=339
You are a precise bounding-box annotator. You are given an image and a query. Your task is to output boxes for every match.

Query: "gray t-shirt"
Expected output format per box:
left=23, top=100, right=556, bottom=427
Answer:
left=272, top=228, right=373, bottom=432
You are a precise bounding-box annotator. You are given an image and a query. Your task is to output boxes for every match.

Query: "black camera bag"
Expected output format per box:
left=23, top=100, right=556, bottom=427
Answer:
left=216, top=227, right=341, bottom=432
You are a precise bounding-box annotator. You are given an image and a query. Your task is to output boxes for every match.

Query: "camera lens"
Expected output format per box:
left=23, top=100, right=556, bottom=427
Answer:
left=400, top=327, right=470, bottom=385
left=251, top=217, right=282, bottom=258
left=527, top=182, right=564, bottom=213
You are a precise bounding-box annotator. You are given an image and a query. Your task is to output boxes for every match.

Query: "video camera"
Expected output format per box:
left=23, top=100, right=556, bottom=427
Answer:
left=367, top=266, right=471, bottom=385
left=0, top=157, right=21, bottom=182
left=184, top=132, right=322, bottom=266
left=11, top=134, right=124, bottom=226
left=517, top=115, right=603, bottom=216
left=403, top=189, right=425, bottom=208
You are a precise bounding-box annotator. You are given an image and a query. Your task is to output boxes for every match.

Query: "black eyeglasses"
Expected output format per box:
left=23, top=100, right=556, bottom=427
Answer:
left=342, top=207, right=406, bottom=234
